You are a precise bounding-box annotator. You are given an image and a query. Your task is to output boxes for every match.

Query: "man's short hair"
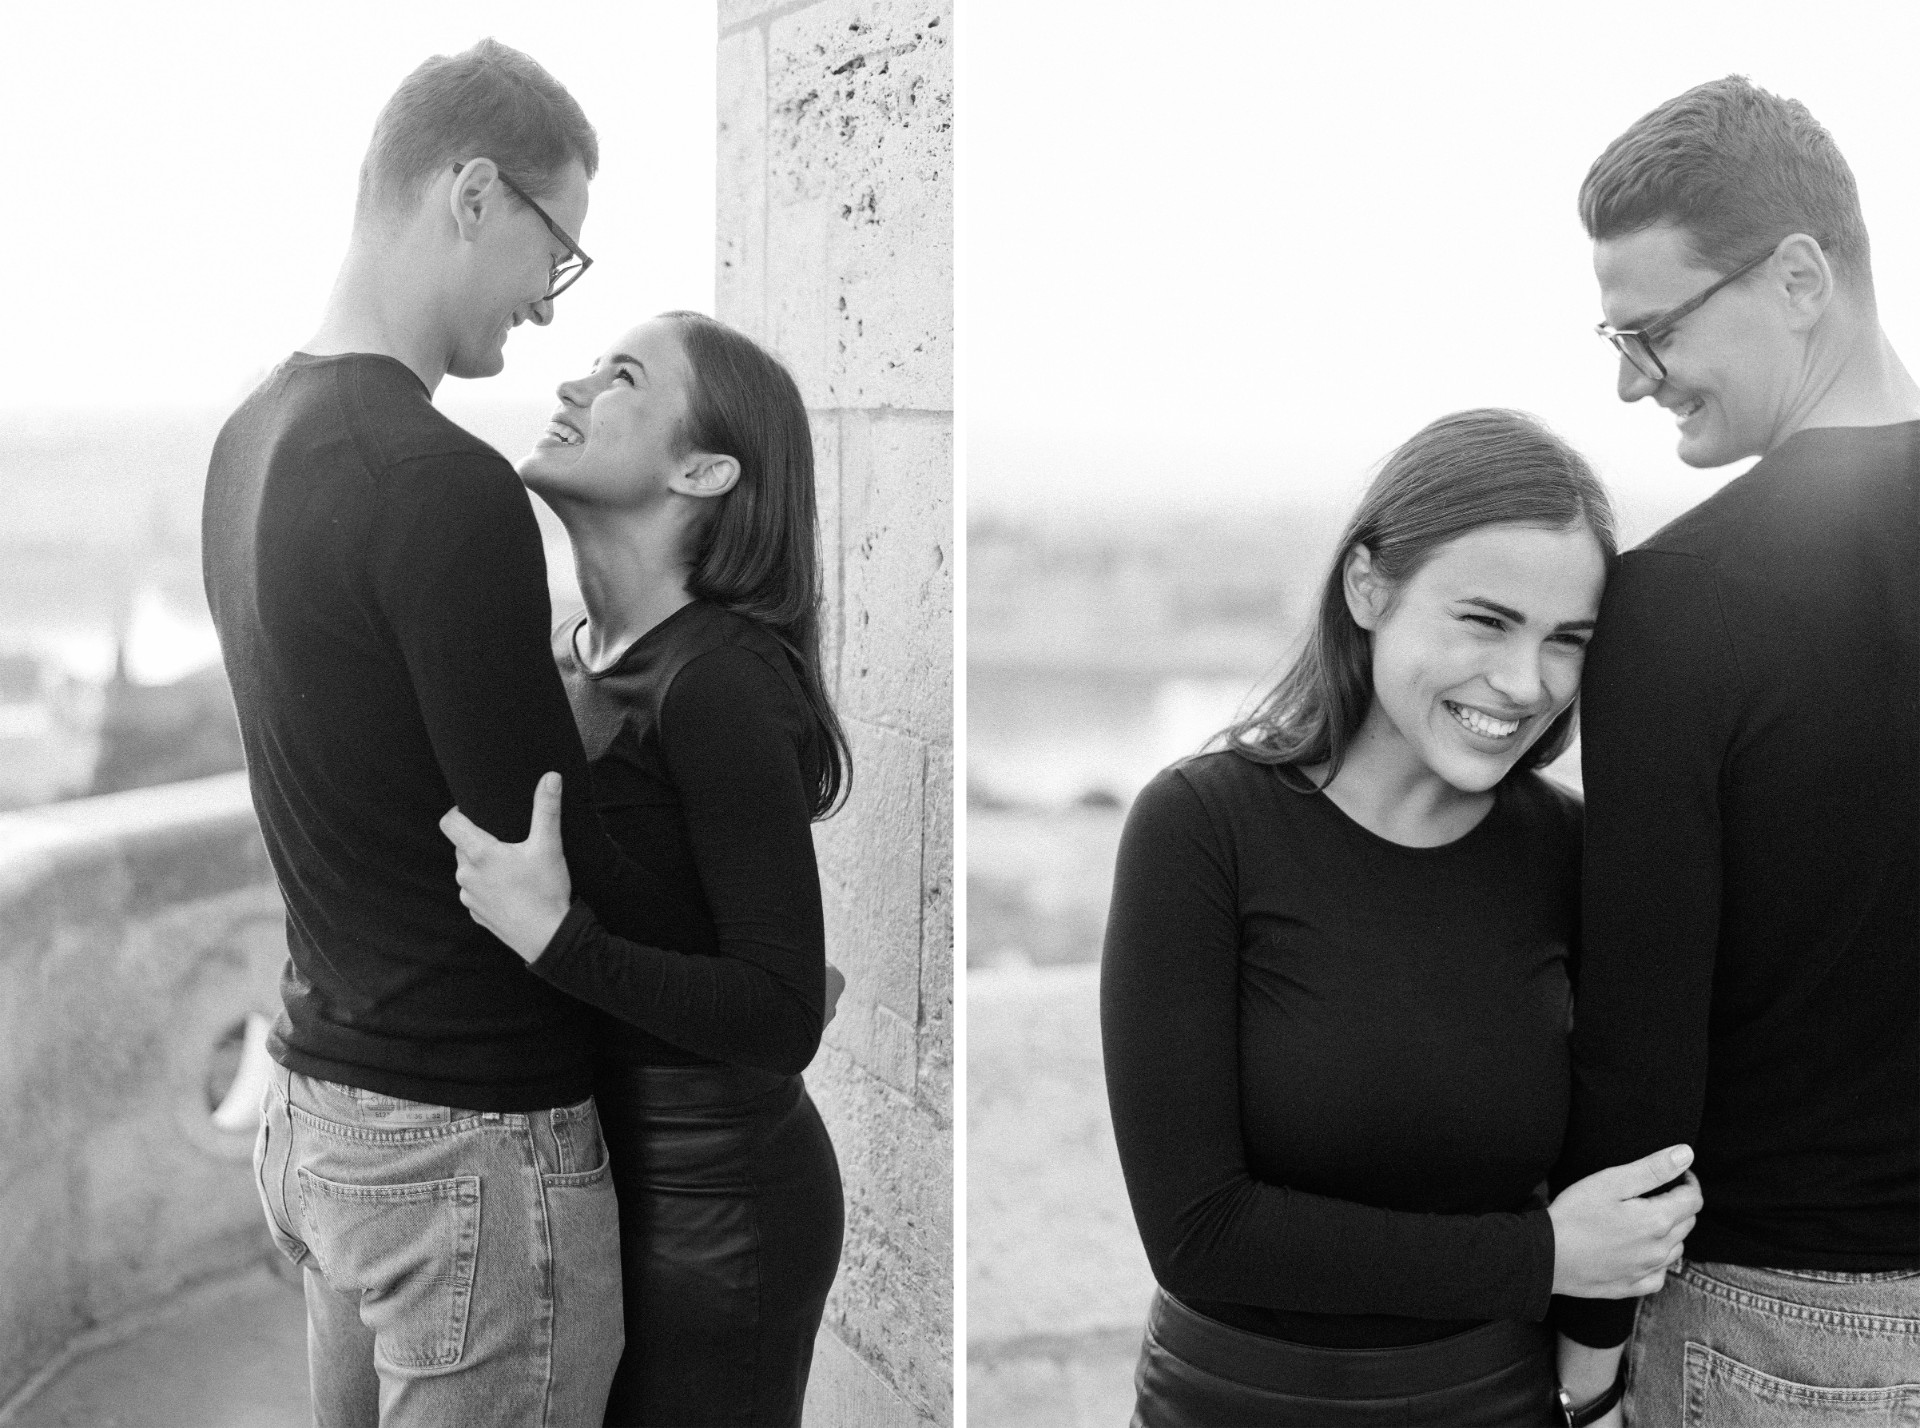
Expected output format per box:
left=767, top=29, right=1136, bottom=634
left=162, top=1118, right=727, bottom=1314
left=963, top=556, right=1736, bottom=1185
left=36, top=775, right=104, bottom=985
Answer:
left=1579, top=75, right=1870, bottom=289
left=356, top=37, right=598, bottom=221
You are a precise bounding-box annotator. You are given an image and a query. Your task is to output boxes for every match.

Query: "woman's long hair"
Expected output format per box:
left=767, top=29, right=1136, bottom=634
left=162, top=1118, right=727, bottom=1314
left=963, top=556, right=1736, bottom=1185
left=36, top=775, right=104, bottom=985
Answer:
left=1226, top=408, right=1618, bottom=786
left=663, top=311, right=851, bottom=818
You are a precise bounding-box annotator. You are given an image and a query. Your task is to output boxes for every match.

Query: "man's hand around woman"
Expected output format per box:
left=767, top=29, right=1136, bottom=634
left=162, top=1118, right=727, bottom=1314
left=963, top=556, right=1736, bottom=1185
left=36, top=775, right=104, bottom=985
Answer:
left=1548, top=1145, right=1702, bottom=1298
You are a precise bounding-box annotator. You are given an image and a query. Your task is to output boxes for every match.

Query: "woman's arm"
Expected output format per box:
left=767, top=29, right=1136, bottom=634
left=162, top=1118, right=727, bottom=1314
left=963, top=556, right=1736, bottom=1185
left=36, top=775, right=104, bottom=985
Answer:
left=443, top=645, right=826, bottom=1074
left=1101, top=767, right=1701, bottom=1323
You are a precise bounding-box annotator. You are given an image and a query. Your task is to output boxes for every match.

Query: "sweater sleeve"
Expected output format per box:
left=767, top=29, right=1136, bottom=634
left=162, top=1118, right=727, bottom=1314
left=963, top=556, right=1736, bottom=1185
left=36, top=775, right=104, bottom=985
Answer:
left=1549, top=550, right=1734, bottom=1347
left=1101, top=767, right=1558, bottom=1323
left=367, top=452, right=672, bottom=929
left=525, top=645, right=825, bottom=1074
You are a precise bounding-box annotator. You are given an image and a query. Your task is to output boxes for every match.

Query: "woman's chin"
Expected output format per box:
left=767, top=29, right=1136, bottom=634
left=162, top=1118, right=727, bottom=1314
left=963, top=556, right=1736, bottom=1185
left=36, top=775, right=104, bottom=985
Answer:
left=516, top=448, right=576, bottom=492
left=1424, top=744, right=1520, bottom=796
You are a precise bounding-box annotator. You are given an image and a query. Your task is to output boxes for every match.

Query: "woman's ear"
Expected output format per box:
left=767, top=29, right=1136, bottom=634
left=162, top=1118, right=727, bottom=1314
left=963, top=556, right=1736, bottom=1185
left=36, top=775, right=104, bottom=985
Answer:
left=672, top=453, right=741, bottom=500
left=1342, top=544, right=1388, bottom=630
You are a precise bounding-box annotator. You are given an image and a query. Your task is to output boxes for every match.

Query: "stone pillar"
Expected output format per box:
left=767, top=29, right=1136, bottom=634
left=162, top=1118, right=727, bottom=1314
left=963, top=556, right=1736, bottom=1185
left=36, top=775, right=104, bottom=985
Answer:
left=716, top=4, right=952, bottom=1425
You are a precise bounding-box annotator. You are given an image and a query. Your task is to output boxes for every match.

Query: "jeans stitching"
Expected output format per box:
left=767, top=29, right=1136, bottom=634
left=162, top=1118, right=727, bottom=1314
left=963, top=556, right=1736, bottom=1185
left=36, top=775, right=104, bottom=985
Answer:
left=295, top=1169, right=481, bottom=1369
left=1676, top=1263, right=1920, bottom=1336
left=1684, top=1340, right=1920, bottom=1417
left=287, top=1101, right=496, bottom=1145
left=505, top=1115, right=559, bottom=1428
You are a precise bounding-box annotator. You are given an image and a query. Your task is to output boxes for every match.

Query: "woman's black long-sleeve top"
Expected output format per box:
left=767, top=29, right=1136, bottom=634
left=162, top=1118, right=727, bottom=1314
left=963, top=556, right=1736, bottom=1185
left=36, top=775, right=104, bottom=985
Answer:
left=527, top=600, right=827, bottom=1074
left=1100, top=750, right=1581, bottom=1348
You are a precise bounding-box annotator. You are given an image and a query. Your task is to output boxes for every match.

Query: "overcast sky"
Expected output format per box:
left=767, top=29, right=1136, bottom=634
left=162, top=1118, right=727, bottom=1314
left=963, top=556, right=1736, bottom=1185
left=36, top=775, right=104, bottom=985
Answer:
left=0, top=1, right=716, bottom=417
left=962, top=0, right=1920, bottom=516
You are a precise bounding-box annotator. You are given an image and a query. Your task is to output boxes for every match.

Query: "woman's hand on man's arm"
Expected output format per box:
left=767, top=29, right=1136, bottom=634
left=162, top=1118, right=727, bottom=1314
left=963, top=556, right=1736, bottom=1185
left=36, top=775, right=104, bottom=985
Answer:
left=1548, top=1144, right=1700, bottom=1299
left=440, top=771, right=574, bottom=963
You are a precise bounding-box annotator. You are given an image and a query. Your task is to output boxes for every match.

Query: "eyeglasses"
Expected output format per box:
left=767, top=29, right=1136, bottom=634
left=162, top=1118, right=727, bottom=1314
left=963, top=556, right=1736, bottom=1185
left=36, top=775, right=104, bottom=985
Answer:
left=453, top=161, right=593, bottom=301
left=1594, top=246, right=1774, bottom=383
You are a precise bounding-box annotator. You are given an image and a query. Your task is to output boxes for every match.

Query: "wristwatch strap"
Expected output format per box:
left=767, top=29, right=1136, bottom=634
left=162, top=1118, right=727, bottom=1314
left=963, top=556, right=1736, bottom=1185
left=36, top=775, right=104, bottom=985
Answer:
left=1556, top=1364, right=1627, bottom=1427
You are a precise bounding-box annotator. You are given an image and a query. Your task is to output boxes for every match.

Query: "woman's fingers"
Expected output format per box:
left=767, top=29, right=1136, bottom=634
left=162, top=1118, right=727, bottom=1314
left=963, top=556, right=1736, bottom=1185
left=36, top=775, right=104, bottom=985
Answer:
left=529, top=771, right=563, bottom=848
left=439, top=804, right=494, bottom=849
left=1612, top=1145, right=1694, bottom=1199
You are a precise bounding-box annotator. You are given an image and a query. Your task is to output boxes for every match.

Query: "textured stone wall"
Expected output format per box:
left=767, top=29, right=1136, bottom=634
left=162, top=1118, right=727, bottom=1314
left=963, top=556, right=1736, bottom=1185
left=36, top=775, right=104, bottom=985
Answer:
left=0, top=773, right=285, bottom=1410
left=717, top=3, right=953, bottom=1423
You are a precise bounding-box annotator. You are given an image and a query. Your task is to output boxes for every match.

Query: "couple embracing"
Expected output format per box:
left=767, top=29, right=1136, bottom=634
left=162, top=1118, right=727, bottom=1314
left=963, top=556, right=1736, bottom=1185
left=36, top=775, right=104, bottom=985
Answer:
left=204, top=41, right=842, bottom=1428
left=1102, top=77, right=1919, bottom=1425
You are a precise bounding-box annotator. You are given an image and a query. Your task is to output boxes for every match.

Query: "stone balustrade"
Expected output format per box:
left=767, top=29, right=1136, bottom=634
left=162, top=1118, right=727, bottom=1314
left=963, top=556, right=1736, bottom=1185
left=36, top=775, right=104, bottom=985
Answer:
left=0, top=772, right=285, bottom=1412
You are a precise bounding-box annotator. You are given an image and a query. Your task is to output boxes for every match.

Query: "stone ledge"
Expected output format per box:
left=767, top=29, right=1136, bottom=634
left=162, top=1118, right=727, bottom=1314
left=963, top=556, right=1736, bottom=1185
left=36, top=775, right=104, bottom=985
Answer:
left=0, top=772, right=265, bottom=922
left=0, top=774, right=285, bottom=1409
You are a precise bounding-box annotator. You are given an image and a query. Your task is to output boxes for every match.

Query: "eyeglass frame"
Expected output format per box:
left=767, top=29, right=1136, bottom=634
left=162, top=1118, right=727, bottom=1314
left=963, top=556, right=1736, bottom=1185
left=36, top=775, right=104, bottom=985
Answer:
left=451, top=160, right=593, bottom=301
left=1593, top=241, right=1793, bottom=384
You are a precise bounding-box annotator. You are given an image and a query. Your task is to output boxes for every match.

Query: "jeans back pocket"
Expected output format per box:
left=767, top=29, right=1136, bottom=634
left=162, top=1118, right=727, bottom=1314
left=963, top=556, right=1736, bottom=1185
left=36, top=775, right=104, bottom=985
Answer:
left=1684, top=1342, right=1920, bottom=1426
left=296, top=1168, right=481, bottom=1369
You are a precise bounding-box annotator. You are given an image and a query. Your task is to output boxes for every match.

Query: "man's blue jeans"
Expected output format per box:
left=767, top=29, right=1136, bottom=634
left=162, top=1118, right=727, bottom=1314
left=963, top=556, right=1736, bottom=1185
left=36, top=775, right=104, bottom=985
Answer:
left=254, top=1063, right=624, bottom=1427
left=1627, top=1260, right=1920, bottom=1425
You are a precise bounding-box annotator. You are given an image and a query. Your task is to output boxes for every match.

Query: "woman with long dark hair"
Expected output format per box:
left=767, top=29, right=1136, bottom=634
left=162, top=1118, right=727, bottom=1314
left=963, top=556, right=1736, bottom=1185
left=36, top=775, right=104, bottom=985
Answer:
left=1101, top=410, right=1703, bottom=1426
left=444, top=311, right=850, bottom=1427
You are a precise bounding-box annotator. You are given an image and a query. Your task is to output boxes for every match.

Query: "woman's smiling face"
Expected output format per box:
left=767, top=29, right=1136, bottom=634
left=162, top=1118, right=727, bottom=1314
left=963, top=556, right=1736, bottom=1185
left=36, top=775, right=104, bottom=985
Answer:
left=517, top=318, right=697, bottom=504
left=1349, top=521, right=1607, bottom=794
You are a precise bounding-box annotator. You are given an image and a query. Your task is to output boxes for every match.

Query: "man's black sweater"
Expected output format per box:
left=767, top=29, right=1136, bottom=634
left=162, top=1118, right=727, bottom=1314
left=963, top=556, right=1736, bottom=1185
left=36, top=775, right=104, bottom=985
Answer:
left=204, top=352, right=668, bottom=1111
left=1554, top=422, right=1920, bottom=1347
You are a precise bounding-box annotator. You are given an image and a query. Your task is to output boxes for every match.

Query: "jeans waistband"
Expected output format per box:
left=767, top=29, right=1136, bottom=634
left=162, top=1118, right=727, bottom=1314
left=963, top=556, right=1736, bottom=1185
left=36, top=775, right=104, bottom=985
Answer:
left=1145, top=1288, right=1549, bottom=1398
left=271, top=1062, right=594, bottom=1129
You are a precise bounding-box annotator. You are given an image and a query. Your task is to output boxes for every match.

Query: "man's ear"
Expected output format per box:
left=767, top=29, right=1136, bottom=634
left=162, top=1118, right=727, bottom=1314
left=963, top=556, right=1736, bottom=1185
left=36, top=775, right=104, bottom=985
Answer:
left=1342, top=543, right=1388, bottom=630
left=671, top=453, right=741, bottom=500
left=449, top=157, right=503, bottom=242
left=1775, top=232, right=1835, bottom=332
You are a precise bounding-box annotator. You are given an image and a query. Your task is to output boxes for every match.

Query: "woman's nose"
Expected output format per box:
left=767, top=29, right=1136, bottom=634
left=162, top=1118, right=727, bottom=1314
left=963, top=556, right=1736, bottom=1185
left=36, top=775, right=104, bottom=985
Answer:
left=556, top=373, right=594, bottom=407
left=1487, top=642, right=1548, bottom=708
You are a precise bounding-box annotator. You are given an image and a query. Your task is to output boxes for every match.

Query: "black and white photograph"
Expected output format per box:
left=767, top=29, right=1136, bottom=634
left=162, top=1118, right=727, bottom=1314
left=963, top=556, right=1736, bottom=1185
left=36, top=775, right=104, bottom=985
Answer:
left=965, top=3, right=1918, bottom=1425
left=0, top=4, right=949, bottom=1426
left=2, top=2, right=1917, bottom=1426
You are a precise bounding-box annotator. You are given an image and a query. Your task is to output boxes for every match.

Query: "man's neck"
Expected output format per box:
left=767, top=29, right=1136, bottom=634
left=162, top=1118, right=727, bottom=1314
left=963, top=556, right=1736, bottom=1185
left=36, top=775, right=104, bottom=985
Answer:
left=1773, top=314, right=1920, bottom=450
left=303, top=238, right=452, bottom=395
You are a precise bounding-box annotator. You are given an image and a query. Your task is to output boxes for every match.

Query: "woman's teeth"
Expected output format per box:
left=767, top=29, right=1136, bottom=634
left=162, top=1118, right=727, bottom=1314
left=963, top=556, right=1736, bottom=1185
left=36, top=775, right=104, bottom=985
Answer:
left=1447, top=702, right=1521, bottom=739
left=1675, top=398, right=1704, bottom=421
left=545, top=424, right=583, bottom=446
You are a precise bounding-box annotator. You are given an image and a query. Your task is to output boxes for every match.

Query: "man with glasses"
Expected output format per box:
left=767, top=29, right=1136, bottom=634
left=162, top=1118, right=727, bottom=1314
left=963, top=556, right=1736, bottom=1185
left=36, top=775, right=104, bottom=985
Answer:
left=204, top=39, right=648, bottom=1426
left=1546, top=76, right=1919, bottom=1427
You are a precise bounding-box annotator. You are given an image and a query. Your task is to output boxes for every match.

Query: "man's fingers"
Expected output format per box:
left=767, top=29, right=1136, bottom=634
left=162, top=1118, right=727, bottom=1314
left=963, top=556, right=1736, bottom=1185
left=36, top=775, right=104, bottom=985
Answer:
left=530, top=771, right=563, bottom=844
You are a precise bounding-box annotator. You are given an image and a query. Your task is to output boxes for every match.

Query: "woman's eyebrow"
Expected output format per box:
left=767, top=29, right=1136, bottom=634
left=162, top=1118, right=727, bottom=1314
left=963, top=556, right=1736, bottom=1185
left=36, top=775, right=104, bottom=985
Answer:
left=1459, top=596, right=1595, bottom=632
left=1460, top=596, right=1526, bottom=622
left=608, top=354, right=649, bottom=377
